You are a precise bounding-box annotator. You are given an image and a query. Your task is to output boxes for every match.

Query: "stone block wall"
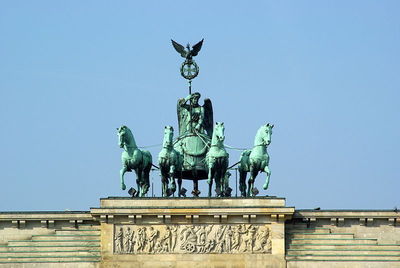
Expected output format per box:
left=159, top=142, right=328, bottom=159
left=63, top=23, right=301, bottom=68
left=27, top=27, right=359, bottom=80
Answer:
left=286, top=210, right=400, bottom=267
left=0, top=201, right=399, bottom=267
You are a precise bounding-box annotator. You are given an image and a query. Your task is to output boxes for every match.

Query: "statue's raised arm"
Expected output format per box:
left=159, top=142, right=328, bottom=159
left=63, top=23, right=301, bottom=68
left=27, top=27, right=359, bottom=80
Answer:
left=176, top=92, right=213, bottom=138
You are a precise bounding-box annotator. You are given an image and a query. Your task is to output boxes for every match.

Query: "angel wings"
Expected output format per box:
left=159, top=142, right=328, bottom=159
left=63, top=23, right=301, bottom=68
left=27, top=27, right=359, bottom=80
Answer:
left=171, top=39, right=204, bottom=60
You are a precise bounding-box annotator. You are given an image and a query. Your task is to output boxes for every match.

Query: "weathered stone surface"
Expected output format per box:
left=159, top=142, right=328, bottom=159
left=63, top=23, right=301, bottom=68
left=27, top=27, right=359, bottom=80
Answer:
left=1, top=202, right=399, bottom=267
left=97, top=197, right=292, bottom=267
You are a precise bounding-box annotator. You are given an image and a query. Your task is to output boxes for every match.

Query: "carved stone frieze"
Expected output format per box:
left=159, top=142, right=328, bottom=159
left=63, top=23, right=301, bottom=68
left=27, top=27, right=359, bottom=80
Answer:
left=113, top=224, right=271, bottom=254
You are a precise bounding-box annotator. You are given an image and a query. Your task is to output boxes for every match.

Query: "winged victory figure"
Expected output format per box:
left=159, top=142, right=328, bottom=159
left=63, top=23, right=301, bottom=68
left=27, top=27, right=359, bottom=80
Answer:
left=177, top=92, right=213, bottom=138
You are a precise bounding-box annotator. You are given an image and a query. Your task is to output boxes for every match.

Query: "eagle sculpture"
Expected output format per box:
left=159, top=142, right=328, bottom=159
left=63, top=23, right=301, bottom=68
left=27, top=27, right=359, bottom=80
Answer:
left=171, top=39, right=204, bottom=61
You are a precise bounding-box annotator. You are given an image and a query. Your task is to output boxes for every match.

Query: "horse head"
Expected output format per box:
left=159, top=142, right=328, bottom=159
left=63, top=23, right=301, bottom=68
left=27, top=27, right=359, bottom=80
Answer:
left=163, top=126, right=174, bottom=148
left=212, top=122, right=225, bottom=145
left=117, top=125, right=136, bottom=149
left=256, top=123, right=274, bottom=147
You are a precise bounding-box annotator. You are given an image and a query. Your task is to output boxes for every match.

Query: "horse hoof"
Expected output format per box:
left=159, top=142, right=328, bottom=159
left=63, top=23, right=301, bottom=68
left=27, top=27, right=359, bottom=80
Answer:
left=121, top=184, right=126, bottom=190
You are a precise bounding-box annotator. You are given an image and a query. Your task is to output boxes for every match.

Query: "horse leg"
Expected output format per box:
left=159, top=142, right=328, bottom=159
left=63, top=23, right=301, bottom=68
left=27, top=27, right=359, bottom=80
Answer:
left=169, top=165, right=176, bottom=194
left=177, top=177, right=182, bottom=197
left=239, top=169, right=247, bottom=197
left=215, top=170, right=222, bottom=197
left=192, top=180, right=200, bottom=197
left=221, top=160, right=229, bottom=196
left=207, top=157, right=215, bottom=197
left=142, top=168, right=150, bottom=196
left=207, top=158, right=214, bottom=185
left=248, top=165, right=259, bottom=197
left=208, top=167, right=215, bottom=197
left=120, top=166, right=128, bottom=190
left=263, top=166, right=271, bottom=190
left=134, top=169, right=142, bottom=197
left=161, top=171, right=167, bottom=197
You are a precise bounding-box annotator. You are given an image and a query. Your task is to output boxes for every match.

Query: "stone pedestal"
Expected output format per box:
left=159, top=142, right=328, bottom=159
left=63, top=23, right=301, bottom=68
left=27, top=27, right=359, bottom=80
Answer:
left=91, top=197, right=294, bottom=268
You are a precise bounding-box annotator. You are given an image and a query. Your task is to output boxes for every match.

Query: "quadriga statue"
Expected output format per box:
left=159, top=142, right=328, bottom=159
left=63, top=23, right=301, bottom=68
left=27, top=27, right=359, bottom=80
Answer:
left=158, top=126, right=183, bottom=197
left=206, top=122, right=229, bottom=197
left=238, top=124, right=273, bottom=197
left=117, top=125, right=152, bottom=197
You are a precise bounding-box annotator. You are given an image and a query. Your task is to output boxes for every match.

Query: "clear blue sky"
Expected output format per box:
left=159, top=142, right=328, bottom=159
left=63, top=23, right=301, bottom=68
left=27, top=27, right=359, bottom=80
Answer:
left=1, top=1, right=399, bottom=211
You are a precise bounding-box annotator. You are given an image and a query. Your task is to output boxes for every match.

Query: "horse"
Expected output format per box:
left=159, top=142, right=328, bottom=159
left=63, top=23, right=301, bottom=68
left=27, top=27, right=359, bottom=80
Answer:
left=206, top=122, right=229, bottom=197
left=238, top=123, right=273, bottom=197
left=158, top=126, right=183, bottom=197
left=117, top=125, right=152, bottom=197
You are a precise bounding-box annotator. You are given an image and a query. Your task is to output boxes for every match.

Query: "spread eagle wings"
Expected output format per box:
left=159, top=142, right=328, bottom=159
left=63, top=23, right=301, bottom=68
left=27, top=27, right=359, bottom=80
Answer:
left=171, top=39, right=187, bottom=58
left=191, top=39, right=204, bottom=57
left=171, top=39, right=204, bottom=58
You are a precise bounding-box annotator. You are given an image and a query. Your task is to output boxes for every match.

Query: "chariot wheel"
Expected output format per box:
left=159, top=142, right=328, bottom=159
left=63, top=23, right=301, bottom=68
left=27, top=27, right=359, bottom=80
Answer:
left=185, top=242, right=196, bottom=253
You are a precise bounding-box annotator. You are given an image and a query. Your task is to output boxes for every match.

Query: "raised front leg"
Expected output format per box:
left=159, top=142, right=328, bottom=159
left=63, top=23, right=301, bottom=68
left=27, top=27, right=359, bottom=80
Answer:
left=263, top=165, right=271, bottom=190
left=120, top=166, right=128, bottom=190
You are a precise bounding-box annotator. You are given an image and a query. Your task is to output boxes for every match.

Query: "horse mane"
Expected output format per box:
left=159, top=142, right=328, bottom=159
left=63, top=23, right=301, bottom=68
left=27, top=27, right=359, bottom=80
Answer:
left=162, top=126, right=174, bottom=148
left=254, top=125, right=266, bottom=146
left=124, top=127, right=137, bottom=148
left=211, top=122, right=224, bottom=146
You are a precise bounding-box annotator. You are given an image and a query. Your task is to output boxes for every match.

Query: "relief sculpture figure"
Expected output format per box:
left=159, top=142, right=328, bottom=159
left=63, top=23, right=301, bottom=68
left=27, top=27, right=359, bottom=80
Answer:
left=136, top=227, right=147, bottom=253
left=161, top=226, right=172, bottom=253
left=114, top=224, right=271, bottom=255
left=180, top=226, right=199, bottom=253
left=215, top=225, right=226, bottom=253
left=124, top=227, right=134, bottom=253
left=255, top=228, right=271, bottom=253
left=171, top=226, right=179, bottom=251
left=243, top=225, right=258, bottom=253
left=147, top=227, right=159, bottom=253
left=225, top=226, right=233, bottom=252
left=115, top=227, right=124, bottom=253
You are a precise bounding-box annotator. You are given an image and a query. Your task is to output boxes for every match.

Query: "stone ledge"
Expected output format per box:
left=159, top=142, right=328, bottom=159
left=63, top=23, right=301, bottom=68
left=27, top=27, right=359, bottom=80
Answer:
left=292, top=210, right=400, bottom=226
left=100, top=196, right=287, bottom=208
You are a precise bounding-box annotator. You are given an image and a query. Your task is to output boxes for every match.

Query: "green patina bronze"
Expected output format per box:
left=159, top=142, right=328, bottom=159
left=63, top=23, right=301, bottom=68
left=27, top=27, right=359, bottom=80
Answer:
left=238, top=124, right=274, bottom=197
left=171, top=39, right=203, bottom=81
left=158, top=126, right=183, bottom=197
left=116, top=40, right=274, bottom=198
left=174, top=92, right=213, bottom=196
left=206, top=122, right=229, bottom=197
left=117, top=126, right=152, bottom=197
